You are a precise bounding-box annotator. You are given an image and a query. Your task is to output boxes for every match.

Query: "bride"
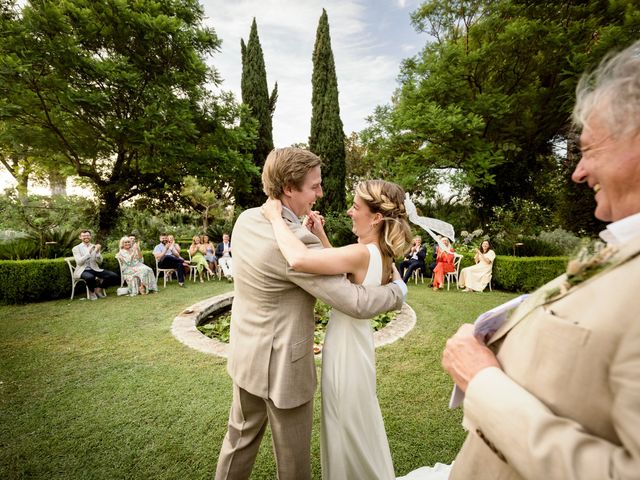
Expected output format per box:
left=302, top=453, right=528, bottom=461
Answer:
left=262, top=179, right=412, bottom=479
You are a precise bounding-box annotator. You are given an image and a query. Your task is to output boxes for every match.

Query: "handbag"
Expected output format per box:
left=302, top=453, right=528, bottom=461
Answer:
left=117, top=287, right=130, bottom=296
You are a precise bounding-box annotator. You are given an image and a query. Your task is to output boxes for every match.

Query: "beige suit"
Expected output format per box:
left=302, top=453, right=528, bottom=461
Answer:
left=216, top=207, right=404, bottom=480
left=450, top=234, right=640, bottom=479
left=72, top=242, right=103, bottom=278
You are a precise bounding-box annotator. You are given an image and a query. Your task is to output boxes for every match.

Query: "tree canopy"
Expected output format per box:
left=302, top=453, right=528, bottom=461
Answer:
left=361, top=0, right=639, bottom=233
left=237, top=18, right=277, bottom=208
left=0, top=0, right=256, bottom=237
left=310, top=8, right=346, bottom=214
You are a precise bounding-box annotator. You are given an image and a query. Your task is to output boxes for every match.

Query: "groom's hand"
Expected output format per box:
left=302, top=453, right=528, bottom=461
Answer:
left=442, top=324, right=501, bottom=392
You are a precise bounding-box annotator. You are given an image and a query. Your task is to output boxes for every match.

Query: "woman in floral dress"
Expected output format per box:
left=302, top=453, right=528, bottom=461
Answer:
left=117, top=236, right=158, bottom=295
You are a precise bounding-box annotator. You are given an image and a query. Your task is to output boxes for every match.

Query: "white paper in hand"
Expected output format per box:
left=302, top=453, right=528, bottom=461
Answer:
left=448, top=294, right=529, bottom=409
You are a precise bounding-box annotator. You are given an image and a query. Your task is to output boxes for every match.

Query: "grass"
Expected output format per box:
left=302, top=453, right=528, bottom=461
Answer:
left=0, top=280, right=518, bottom=479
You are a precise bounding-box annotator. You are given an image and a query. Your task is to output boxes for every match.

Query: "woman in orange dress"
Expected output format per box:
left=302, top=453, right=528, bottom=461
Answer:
left=432, top=237, right=455, bottom=290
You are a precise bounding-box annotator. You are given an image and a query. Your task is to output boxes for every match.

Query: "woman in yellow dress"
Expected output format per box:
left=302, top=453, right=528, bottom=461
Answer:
left=458, top=239, right=495, bottom=292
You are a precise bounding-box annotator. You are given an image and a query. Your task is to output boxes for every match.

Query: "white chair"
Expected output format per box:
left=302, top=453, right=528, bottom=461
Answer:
left=155, top=256, right=176, bottom=288
left=187, top=250, right=212, bottom=282
left=445, top=253, right=464, bottom=291
left=412, top=268, right=424, bottom=284
left=116, top=255, right=127, bottom=288
left=65, top=257, right=90, bottom=300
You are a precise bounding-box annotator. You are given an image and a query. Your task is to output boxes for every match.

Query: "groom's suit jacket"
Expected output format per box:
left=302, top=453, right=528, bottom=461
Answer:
left=227, top=207, right=404, bottom=409
left=450, top=234, right=640, bottom=479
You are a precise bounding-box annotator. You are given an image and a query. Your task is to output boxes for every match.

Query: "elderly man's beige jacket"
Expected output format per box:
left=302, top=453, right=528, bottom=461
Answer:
left=451, top=234, right=640, bottom=479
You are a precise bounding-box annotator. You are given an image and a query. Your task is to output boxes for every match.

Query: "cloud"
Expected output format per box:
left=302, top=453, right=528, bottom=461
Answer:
left=200, top=0, right=423, bottom=146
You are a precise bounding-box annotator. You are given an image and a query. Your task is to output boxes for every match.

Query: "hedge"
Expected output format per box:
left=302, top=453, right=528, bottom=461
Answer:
left=457, top=253, right=567, bottom=292
left=0, top=253, right=569, bottom=304
left=0, top=251, right=157, bottom=305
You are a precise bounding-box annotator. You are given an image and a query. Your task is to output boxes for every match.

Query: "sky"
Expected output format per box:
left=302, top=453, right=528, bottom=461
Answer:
left=202, top=0, right=426, bottom=147
left=1, top=0, right=428, bottom=193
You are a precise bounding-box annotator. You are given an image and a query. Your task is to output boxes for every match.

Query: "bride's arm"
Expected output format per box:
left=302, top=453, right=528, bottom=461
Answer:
left=262, top=199, right=367, bottom=276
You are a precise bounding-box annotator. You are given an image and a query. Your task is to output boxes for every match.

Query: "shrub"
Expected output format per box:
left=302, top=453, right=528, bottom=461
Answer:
left=492, top=256, right=567, bottom=292
left=0, top=251, right=156, bottom=304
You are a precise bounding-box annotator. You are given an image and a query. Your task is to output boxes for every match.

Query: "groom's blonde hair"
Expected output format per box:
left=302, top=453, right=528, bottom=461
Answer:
left=262, top=148, right=322, bottom=198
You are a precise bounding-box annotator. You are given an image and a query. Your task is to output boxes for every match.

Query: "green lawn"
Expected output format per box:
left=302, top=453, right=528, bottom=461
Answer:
left=0, top=280, right=518, bottom=479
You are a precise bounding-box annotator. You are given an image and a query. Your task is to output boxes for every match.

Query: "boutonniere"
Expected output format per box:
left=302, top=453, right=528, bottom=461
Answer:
left=545, top=241, right=619, bottom=301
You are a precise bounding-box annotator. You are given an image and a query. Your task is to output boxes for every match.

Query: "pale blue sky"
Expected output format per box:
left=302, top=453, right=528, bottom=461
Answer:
left=202, top=0, right=427, bottom=146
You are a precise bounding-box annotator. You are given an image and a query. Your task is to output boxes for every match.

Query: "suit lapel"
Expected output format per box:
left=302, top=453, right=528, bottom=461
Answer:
left=488, top=233, right=640, bottom=346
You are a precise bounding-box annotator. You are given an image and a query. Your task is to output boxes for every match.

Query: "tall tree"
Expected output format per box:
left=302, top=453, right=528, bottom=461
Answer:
left=309, top=9, right=346, bottom=213
left=0, top=0, right=255, bottom=238
left=367, top=0, right=638, bottom=232
left=237, top=18, right=277, bottom=208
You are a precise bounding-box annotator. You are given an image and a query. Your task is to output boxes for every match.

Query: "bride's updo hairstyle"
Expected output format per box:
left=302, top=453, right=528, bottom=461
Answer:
left=354, top=180, right=412, bottom=262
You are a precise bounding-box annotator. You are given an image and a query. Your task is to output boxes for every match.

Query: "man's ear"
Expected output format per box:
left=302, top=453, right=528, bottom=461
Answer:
left=282, top=184, right=293, bottom=198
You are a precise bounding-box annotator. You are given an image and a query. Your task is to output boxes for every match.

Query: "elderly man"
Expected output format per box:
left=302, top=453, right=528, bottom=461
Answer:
left=72, top=230, right=119, bottom=300
left=441, top=41, right=640, bottom=479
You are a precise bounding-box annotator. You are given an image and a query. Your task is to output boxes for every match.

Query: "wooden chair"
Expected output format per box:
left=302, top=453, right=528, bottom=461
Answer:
left=445, top=253, right=464, bottom=291
left=65, top=257, right=90, bottom=300
left=154, top=257, right=176, bottom=288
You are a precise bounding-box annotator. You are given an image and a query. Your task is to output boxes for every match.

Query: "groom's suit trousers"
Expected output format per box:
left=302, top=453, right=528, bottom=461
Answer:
left=215, top=384, right=313, bottom=480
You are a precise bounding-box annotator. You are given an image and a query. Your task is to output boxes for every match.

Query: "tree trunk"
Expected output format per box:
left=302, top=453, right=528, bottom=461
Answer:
left=48, top=170, right=67, bottom=196
left=97, top=189, right=121, bottom=241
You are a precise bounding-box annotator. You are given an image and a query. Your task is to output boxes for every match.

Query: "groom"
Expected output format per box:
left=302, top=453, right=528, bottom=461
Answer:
left=215, top=147, right=406, bottom=480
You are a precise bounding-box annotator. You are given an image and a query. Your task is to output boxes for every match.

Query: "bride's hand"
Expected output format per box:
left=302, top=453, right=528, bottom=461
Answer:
left=305, top=211, right=326, bottom=237
left=261, top=198, right=282, bottom=222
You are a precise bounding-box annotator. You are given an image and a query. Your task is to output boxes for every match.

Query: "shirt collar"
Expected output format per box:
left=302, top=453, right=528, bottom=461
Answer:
left=599, top=212, right=640, bottom=245
left=281, top=205, right=301, bottom=225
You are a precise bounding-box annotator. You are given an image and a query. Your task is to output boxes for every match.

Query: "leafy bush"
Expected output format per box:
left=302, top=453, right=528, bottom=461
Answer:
left=323, top=211, right=357, bottom=247
left=492, top=255, right=567, bottom=292
left=0, top=251, right=156, bottom=304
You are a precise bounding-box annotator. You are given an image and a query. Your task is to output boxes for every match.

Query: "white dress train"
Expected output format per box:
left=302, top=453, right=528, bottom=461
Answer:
left=396, top=463, right=453, bottom=479
left=321, top=243, right=395, bottom=480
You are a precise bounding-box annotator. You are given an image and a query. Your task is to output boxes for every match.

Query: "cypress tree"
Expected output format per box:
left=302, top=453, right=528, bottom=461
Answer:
left=309, top=9, right=346, bottom=213
left=237, top=18, right=277, bottom=208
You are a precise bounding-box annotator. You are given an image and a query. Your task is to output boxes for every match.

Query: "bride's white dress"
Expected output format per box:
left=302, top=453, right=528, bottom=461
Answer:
left=321, top=243, right=395, bottom=480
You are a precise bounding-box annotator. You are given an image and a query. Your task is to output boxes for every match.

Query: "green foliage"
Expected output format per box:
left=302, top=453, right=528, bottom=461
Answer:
left=0, top=251, right=156, bottom=304
left=237, top=18, right=275, bottom=208
left=0, top=0, right=255, bottom=237
left=323, top=210, right=356, bottom=247
left=197, top=310, right=232, bottom=343
left=492, top=255, right=567, bottom=292
left=361, top=0, right=639, bottom=233
left=310, top=9, right=346, bottom=214
left=0, top=258, right=70, bottom=304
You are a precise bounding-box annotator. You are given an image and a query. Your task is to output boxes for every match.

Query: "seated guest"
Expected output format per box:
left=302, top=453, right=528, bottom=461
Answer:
left=189, top=235, right=215, bottom=283
left=128, top=233, right=142, bottom=259
left=459, top=239, right=495, bottom=292
left=202, top=235, right=218, bottom=273
left=399, top=236, right=427, bottom=283
left=153, top=233, right=187, bottom=287
left=72, top=230, right=119, bottom=300
left=432, top=237, right=455, bottom=291
left=215, top=233, right=233, bottom=280
left=117, top=236, right=158, bottom=295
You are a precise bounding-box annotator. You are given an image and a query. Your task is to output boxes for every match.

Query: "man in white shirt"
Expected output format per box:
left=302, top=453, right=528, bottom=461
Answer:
left=215, top=233, right=233, bottom=280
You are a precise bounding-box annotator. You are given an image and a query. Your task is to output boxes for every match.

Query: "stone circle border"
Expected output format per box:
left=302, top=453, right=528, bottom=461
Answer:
left=171, top=291, right=416, bottom=358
